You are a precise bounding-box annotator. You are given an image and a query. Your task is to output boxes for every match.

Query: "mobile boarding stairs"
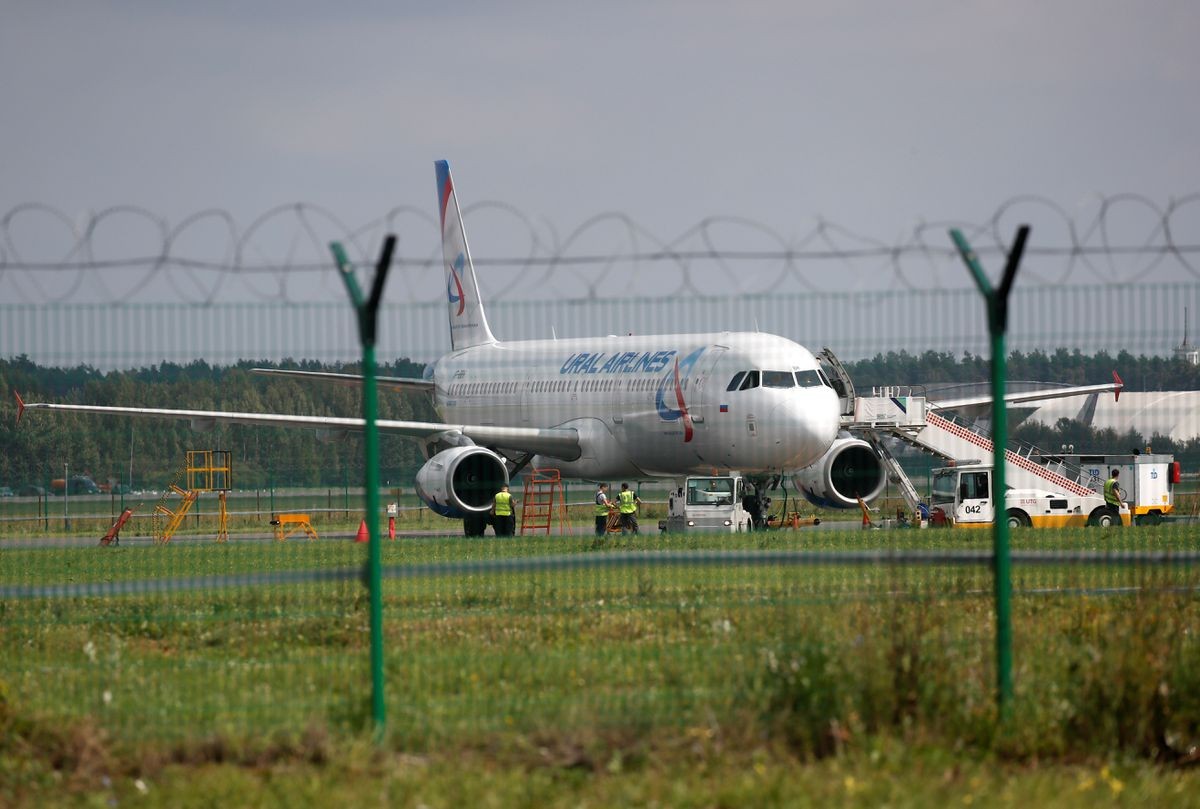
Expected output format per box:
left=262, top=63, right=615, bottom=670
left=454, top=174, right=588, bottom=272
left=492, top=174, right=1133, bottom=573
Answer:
left=845, top=386, right=1102, bottom=518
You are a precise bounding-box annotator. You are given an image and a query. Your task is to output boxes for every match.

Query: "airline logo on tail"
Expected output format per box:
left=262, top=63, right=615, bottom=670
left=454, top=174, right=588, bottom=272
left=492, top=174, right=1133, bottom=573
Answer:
left=438, top=168, right=454, bottom=229
left=447, top=253, right=466, bottom=316
left=655, top=347, right=704, bottom=442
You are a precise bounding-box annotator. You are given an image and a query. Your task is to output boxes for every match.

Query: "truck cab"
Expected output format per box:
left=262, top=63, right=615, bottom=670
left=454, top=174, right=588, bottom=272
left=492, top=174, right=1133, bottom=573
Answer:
left=931, top=466, right=993, bottom=527
left=661, top=474, right=754, bottom=533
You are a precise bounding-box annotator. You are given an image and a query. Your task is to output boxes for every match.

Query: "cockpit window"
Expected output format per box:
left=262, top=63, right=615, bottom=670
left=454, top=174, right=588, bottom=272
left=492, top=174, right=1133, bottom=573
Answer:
left=762, top=371, right=795, bottom=388
left=794, top=370, right=822, bottom=387
left=726, top=371, right=747, bottom=392
left=738, top=370, right=760, bottom=391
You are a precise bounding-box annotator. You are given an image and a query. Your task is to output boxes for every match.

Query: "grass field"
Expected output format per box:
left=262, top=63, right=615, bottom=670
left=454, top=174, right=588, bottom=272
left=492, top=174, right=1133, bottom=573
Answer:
left=3, top=525, right=1199, bottom=806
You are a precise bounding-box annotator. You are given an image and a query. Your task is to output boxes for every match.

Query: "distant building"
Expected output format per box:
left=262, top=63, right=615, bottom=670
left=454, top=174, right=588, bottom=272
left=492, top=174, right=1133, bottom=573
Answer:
left=1175, top=307, right=1200, bottom=366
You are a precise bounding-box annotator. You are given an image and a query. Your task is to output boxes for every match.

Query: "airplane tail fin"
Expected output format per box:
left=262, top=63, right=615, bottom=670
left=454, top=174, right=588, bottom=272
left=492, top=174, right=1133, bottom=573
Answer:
left=436, top=160, right=496, bottom=351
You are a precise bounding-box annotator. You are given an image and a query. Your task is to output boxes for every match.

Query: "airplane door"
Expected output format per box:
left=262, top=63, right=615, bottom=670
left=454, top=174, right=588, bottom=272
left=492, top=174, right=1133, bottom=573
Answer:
left=954, top=470, right=993, bottom=525
left=610, top=377, right=624, bottom=426
left=521, top=370, right=533, bottom=426
left=688, top=346, right=728, bottom=430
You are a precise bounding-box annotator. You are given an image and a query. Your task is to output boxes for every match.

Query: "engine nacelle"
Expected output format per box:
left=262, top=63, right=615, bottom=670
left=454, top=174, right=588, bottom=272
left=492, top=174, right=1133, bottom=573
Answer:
left=792, top=434, right=886, bottom=509
left=414, top=446, right=509, bottom=519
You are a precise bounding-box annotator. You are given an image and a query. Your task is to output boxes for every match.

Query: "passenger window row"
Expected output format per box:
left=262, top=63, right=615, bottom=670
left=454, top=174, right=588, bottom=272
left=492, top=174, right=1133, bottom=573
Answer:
left=447, top=369, right=834, bottom=398
left=448, top=376, right=669, bottom=397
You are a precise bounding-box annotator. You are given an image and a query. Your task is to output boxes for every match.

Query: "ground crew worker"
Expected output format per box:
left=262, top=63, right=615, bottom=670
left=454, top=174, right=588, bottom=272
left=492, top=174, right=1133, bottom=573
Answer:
left=594, top=482, right=612, bottom=536
left=617, top=482, right=641, bottom=534
left=1103, top=469, right=1123, bottom=526
left=492, top=483, right=517, bottom=536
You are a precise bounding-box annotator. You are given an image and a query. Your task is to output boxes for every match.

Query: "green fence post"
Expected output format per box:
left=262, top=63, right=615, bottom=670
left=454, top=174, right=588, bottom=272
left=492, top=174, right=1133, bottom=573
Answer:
left=949, top=225, right=1029, bottom=718
left=331, top=235, right=395, bottom=740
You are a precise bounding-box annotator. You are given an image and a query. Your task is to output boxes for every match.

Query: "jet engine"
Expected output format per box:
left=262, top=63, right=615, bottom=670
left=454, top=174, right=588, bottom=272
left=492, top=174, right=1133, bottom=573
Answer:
left=414, top=446, right=509, bottom=518
left=792, top=434, right=886, bottom=509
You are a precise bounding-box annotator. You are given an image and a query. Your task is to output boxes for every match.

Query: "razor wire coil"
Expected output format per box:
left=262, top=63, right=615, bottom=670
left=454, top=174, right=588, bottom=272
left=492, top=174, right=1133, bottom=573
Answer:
left=3, top=193, right=1200, bottom=305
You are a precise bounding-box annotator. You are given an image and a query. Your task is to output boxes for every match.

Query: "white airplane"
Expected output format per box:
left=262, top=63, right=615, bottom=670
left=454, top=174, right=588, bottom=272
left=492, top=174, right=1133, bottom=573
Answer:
left=16, top=160, right=846, bottom=534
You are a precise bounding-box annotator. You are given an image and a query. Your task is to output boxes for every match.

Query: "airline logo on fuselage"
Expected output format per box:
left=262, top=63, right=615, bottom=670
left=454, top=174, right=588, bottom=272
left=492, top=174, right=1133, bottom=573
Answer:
left=655, top=347, right=704, bottom=443
left=556, top=347, right=704, bottom=442
left=447, top=253, right=466, bottom=316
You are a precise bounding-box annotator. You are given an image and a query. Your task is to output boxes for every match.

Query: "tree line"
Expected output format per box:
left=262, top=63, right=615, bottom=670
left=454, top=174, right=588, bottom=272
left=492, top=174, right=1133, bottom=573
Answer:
left=848, top=347, right=1200, bottom=390
left=1, top=349, right=1197, bottom=490
left=0, top=357, right=434, bottom=491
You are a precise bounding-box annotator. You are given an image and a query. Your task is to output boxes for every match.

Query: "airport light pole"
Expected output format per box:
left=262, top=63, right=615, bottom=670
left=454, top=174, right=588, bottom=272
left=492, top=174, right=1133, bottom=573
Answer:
left=331, top=234, right=395, bottom=739
left=950, top=224, right=1029, bottom=718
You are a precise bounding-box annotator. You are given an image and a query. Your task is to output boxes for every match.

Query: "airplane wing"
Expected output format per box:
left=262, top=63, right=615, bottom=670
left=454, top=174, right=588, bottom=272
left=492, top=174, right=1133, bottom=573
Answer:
left=250, top=368, right=435, bottom=394
left=927, top=372, right=1123, bottom=413
left=14, top=396, right=581, bottom=461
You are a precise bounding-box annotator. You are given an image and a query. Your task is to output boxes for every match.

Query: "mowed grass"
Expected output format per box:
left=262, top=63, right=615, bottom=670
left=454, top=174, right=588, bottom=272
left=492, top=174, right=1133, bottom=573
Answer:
left=2, top=527, right=1199, bottom=805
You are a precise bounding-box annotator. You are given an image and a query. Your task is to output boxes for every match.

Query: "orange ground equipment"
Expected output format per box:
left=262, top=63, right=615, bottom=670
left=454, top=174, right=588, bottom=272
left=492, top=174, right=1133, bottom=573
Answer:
left=271, top=513, right=320, bottom=542
left=100, top=507, right=135, bottom=546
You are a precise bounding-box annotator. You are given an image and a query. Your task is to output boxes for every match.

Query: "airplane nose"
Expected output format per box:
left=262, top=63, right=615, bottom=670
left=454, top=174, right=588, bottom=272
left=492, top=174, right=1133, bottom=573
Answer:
left=769, top=390, right=840, bottom=468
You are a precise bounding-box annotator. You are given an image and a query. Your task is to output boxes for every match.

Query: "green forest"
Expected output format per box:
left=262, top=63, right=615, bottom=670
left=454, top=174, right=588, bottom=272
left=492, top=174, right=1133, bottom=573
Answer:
left=0, top=356, right=435, bottom=491
left=1, top=349, right=1197, bottom=491
left=848, top=347, right=1200, bottom=390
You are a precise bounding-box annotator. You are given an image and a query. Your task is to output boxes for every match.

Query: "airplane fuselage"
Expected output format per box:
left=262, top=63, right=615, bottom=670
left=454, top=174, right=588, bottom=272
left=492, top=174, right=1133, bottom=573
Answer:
left=432, top=331, right=841, bottom=479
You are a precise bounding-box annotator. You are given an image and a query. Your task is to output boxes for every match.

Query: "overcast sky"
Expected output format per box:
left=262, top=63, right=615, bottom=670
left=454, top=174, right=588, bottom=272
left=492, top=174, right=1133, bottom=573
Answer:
left=2, top=0, right=1199, bottom=299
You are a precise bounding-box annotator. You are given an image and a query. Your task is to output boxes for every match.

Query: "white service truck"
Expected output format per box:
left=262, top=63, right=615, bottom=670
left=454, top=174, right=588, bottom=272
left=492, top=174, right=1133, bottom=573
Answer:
left=929, top=463, right=1131, bottom=529
left=660, top=474, right=755, bottom=533
left=1030, top=452, right=1178, bottom=525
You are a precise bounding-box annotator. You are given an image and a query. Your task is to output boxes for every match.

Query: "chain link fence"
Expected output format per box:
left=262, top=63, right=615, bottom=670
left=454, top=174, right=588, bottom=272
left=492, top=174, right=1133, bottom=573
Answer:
left=1, top=230, right=1198, bottom=761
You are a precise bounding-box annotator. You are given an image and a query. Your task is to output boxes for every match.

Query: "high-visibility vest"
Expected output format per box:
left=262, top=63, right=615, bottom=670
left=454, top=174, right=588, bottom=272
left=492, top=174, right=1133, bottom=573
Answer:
left=618, top=489, right=636, bottom=514
left=1104, top=478, right=1121, bottom=507
left=494, top=491, right=513, bottom=516
left=595, top=491, right=610, bottom=516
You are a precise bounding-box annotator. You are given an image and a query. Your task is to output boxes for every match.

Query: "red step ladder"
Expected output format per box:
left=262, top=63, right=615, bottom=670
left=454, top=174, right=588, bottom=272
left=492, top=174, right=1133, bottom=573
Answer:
left=520, top=469, right=571, bottom=535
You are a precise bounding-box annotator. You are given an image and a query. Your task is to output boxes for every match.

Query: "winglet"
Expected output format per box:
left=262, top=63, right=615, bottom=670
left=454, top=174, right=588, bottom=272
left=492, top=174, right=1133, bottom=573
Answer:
left=1112, top=371, right=1123, bottom=403
left=14, top=391, right=25, bottom=425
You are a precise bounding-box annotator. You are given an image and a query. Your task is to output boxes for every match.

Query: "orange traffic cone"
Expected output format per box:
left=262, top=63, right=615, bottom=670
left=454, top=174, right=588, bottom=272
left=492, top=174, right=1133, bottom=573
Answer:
left=355, top=520, right=369, bottom=543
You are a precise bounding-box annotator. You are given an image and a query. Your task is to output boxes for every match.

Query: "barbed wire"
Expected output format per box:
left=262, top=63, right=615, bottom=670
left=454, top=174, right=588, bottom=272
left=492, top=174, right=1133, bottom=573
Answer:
left=2, top=193, right=1198, bottom=305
